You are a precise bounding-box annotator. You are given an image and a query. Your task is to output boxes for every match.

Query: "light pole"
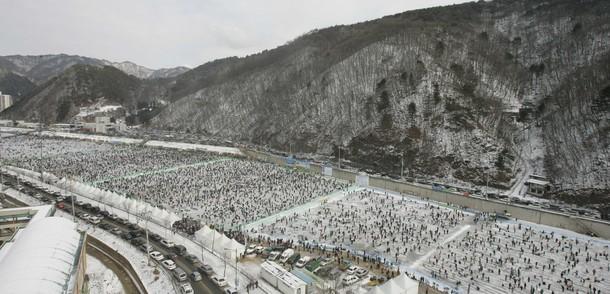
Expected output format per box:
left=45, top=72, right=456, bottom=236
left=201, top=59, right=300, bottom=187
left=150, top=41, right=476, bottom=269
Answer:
left=400, top=154, right=404, bottom=178
left=143, top=209, right=152, bottom=266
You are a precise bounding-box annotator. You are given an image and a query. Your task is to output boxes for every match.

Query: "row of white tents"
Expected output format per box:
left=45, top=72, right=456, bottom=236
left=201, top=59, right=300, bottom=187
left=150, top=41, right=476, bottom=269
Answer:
left=194, top=226, right=245, bottom=261
left=4, top=165, right=181, bottom=228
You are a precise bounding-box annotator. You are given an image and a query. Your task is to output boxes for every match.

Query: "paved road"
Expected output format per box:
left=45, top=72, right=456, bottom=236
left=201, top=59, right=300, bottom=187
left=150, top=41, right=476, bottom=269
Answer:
left=87, top=237, right=145, bottom=294
left=2, top=174, right=223, bottom=294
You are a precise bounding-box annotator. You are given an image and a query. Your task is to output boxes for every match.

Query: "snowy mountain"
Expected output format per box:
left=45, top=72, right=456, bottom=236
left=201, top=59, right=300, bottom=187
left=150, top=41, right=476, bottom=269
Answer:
left=2, top=0, right=609, bottom=203
left=151, top=0, right=610, bottom=201
left=108, top=61, right=189, bottom=80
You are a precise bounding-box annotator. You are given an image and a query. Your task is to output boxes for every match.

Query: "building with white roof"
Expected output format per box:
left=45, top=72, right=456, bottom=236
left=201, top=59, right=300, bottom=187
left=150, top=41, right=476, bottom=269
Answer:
left=0, top=206, right=87, bottom=294
left=525, top=175, right=551, bottom=197
left=260, top=261, right=307, bottom=294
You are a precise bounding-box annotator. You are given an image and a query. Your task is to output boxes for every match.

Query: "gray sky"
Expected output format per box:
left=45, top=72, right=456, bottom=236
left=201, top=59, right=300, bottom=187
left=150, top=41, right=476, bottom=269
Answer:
left=0, top=0, right=469, bottom=69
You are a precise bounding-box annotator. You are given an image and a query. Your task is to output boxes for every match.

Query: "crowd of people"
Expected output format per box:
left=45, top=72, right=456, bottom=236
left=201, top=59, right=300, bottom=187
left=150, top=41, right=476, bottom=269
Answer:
left=254, top=190, right=470, bottom=264
left=6, top=135, right=610, bottom=294
left=1, top=136, right=215, bottom=182
left=98, top=159, right=347, bottom=227
left=423, top=215, right=610, bottom=294
left=2, top=136, right=347, bottom=229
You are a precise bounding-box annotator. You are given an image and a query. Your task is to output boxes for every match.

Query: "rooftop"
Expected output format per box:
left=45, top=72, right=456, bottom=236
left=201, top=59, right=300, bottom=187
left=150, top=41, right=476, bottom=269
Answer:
left=0, top=216, right=85, bottom=294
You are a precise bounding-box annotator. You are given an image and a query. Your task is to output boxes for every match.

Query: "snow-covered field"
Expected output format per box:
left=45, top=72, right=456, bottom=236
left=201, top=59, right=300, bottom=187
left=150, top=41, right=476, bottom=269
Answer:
left=250, top=188, right=610, bottom=294
left=253, top=190, right=472, bottom=266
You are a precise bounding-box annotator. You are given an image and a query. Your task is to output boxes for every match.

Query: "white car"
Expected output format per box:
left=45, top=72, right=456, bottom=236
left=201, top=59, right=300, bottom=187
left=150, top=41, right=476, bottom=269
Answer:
left=87, top=216, right=101, bottom=225
left=180, top=283, right=194, bottom=294
left=225, top=288, right=238, bottom=294
left=161, top=239, right=175, bottom=248
left=149, top=251, right=164, bottom=261
left=212, top=276, right=227, bottom=287
left=296, top=256, right=311, bottom=268
left=355, top=267, right=369, bottom=277
left=342, top=275, right=359, bottom=285
left=245, top=244, right=257, bottom=255
left=162, top=259, right=176, bottom=270
left=346, top=266, right=359, bottom=275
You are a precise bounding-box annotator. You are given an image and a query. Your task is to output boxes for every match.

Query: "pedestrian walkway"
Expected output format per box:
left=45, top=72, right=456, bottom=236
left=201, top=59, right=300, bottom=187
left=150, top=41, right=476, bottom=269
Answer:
left=90, top=157, right=233, bottom=185
left=243, top=185, right=363, bottom=230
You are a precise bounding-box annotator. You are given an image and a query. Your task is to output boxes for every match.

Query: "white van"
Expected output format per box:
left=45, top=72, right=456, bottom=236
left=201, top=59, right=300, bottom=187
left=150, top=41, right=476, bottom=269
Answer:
left=279, top=248, right=294, bottom=263
left=173, top=267, right=188, bottom=282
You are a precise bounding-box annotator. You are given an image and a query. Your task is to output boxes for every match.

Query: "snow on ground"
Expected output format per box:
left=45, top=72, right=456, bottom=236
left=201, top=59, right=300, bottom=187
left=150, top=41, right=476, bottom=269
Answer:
left=40, top=131, right=143, bottom=144
left=253, top=189, right=473, bottom=266
left=87, top=255, right=124, bottom=294
left=76, top=105, right=123, bottom=117
left=145, top=140, right=243, bottom=156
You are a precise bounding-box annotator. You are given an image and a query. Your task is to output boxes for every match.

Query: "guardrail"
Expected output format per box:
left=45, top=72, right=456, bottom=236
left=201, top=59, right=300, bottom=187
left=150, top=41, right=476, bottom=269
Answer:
left=87, top=236, right=148, bottom=294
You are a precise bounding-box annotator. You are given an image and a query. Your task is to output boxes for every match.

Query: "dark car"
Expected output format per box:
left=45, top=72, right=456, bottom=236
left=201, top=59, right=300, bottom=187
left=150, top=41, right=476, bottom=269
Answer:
left=90, top=206, right=101, bottom=213
left=121, top=231, right=135, bottom=240
left=127, top=223, right=140, bottom=231
left=129, top=229, right=144, bottom=237
left=99, top=223, right=112, bottom=230
left=131, top=238, right=146, bottom=246
left=100, top=210, right=111, bottom=217
left=173, top=245, right=187, bottom=256
left=197, top=264, right=214, bottom=276
left=150, top=233, right=162, bottom=242
left=83, top=203, right=93, bottom=210
left=184, top=254, right=199, bottom=264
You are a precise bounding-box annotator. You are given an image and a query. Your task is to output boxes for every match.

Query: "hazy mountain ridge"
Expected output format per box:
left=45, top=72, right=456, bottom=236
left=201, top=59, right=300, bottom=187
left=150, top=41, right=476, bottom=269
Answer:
left=0, top=54, right=189, bottom=84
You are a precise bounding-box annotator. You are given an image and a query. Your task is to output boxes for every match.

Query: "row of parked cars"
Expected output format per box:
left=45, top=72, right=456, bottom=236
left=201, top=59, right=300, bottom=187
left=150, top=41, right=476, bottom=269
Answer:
left=8, top=174, right=240, bottom=294
left=246, top=243, right=373, bottom=287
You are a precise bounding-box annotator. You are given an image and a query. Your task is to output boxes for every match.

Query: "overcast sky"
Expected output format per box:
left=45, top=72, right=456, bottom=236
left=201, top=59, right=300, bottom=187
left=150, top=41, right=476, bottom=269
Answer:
left=0, top=0, right=469, bottom=69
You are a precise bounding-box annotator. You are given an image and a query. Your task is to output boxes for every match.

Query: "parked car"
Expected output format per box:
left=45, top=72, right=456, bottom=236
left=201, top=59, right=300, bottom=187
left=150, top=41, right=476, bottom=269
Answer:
left=355, top=267, right=369, bottom=277
left=180, top=283, right=194, bottom=294
left=184, top=254, right=199, bottom=265
left=225, top=288, right=238, bottom=294
left=245, top=244, right=257, bottom=255
left=162, top=259, right=176, bottom=270
left=150, top=233, right=162, bottom=241
left=346, top=266, right=358, bottom=275
left=342, top=275, right=359, bottom=285
left=110, top=227, right=122, bottom=235
left=172, top=267, right=188, bottom=281
left=279, top=248, right=295, bottom=263
left=121, top=231, right=135, bottom=240
left=173, top=245, right=187, bottom=256
left=268, top=251, right=281, bottom=261
left=212, top=276, right=227, bottom=287
left=197, top=264, right=214, bottom=276
left=296, top=256, right=311, bottom=268
left=161, top=239, right=175, bottom=248
left=139, top=244, right=154, bottom=252
left=149, top=251, right=164, bottom=261
left=131, top=238, right=145, bottom=246
left=190, top=271, right=202, bottom=282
